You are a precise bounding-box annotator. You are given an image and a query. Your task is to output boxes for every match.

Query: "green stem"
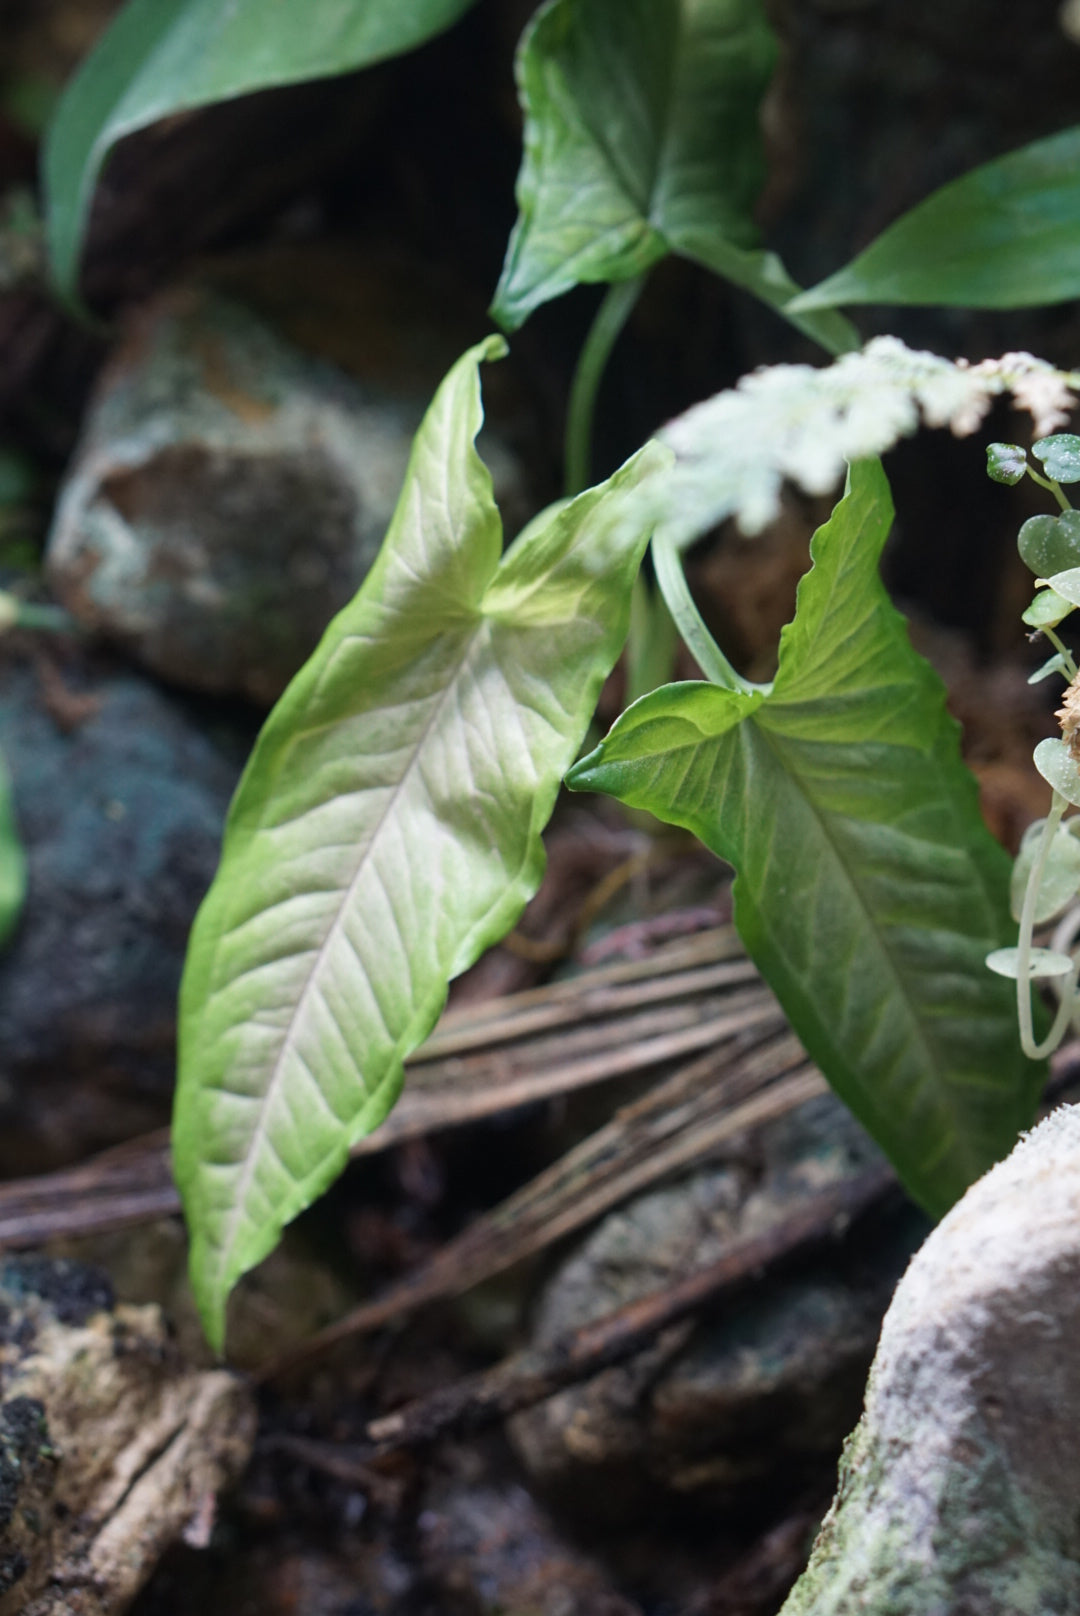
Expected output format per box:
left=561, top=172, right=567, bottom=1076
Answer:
left=1042, top=626, right=1079, bottom=680
left=14, top=601, right=78, bottom=633
left=564, top=276, right=646, bottom=498
left=652, top=533, right=760, bottom=697
left=1027, top=466, right=1073, bottom=512
left=1016, top=790, right=1077, bottom=1059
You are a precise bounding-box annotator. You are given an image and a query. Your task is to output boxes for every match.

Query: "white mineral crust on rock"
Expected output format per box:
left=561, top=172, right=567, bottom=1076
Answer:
left=781, top=1104, right=1080, bottom=1615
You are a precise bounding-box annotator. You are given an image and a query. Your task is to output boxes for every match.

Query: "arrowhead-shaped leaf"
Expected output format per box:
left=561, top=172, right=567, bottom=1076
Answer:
left=491, top=0, right=777, bottom=330
left=44, top=0, right=479, bottom=303
left=568, top=459, right=1039, bottom=1215
left=792, top=126, right=1080, bottom=312
left=174, top=337, right=668, bottom=1350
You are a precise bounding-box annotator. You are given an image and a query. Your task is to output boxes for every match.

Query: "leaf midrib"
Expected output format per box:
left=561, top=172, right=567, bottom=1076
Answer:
left=205, top=611, right=489, bottom=1277
left=750, top=713, right=990, bottom=1177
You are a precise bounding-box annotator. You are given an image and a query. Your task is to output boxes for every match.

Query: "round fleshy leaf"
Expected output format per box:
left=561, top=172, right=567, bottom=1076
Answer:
left=986, top=946, right=1076, bottom=980
left=1033, top=434, right=1080, bottom=483
left=1010, top=818, right=1080, bottom=922
left=1022, top=588, right=1073, bottom=628
left=1045, top=567, right=1080, bottom=607
left=1034, top=737, right=1080, bottom=806
left=986, top=442, right=1027, bottom=485
left=1018, top=511, right=1080, bottom=577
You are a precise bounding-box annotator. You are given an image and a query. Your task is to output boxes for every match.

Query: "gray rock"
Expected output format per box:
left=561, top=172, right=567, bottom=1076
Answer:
left=46, top=287, right=526, bottom=705
left=780, top=1104, right=1080, bottom=1616
left=0, top=656, right=244, bottom=1170
left=510, top=1093, right=920, bottom=1519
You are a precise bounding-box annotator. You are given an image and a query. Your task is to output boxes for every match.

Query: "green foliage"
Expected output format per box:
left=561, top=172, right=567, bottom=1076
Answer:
left=491, top=0, right=776, bottom=329
left=1017, top=513, right=1080, bottom=578
left=0, top=756, right=25, bottom=949
left=792, top=127, right=1080, bottom=312
left=568, top=460, right=1037, bottom=1217
left=985, top=443, right=1027, bottom=486
left=43, top=0, right=478, bottom=302
left=173, top=339, right=667, bottom=1349
left=1009, top=818, right=1080, bottom=924
left=1033, top=433, right=1080, bottom=484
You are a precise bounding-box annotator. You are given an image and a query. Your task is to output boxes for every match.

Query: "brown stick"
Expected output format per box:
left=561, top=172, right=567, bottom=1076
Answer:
left=362, top=1162, right=898, bottom=1454
left=258, top=1048, right=819, bottom=1382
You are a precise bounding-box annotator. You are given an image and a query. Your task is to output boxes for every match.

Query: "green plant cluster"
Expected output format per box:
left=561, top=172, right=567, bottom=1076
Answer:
left=25, top=0, right=1080, bottom=1349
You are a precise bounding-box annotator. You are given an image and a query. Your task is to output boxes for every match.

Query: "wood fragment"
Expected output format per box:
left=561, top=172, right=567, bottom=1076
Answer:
left=361, top=1163, right=897, bottom=1455
left=259, top=1044, right=821, bottom=1381
left=0, top=929, right=777, bottom=1251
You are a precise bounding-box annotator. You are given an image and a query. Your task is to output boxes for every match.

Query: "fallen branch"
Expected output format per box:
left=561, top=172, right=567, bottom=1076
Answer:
left=362, top=1162, right=897, bottom=1454
left=259, top=1044, right=821, bottom=1381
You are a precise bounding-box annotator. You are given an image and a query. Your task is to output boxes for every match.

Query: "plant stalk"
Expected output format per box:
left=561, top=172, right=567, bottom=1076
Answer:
left=564, top=275, right=646, bottom=497
left=1016, top=790, right=1077, bottom=1059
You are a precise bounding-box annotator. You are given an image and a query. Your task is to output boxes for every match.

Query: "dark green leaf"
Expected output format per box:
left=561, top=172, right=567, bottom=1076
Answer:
left=1017, top=512, right=1080, bottom=577
left=568, top=459, right=1038, bottom=1216
left=986, top=442, right=1027, bottom=486
left=173, top=338, right=667, bottom=1350
left=791, top=126, right=1080, bottom=312
left=44, top=0, right=479, bottom=302
left=491, top=0, right=777, bottom=331
left=1033, top=433, right=1080, bottom=483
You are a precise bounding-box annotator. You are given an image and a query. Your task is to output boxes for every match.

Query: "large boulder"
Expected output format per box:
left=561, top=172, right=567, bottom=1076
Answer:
left=46, top=285, right=527, bottom=705
left=782, top=1104, right=1080, bottom=1615
left=0, top=656, right=245, bottom=1170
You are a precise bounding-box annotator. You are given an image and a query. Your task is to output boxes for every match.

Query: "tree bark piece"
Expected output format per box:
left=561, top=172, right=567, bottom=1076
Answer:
left=0, top=1255, right=254, bottom=1615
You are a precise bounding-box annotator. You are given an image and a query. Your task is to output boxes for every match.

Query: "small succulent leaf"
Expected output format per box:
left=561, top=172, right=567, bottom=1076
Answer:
left=174, top=337, right=668, bottom=1350
left=1034, top=737, right=1080, bottom=807
left=986, top=442, right=1027, bottom=485
left=569, top=458, right=1037, bottom=1217
left=1009, top=819, right=1080, bottom=923
left=1033, top=434, right=1080, bottom=484
left=986, top=946, right=1075, bottom=981
left=491, top=0, right=778, bottom=330
left=44, top=0, right=479, bottom=303
left=790, top=126, right=1080, bottom=311
left=1017, top=512, right=1080, bottom=578
left=1022, top=588, right=1073, bottom=629
left=1044, top=566, right=1080, bottom=608
left=1029, top=653, right=1070, bottom=685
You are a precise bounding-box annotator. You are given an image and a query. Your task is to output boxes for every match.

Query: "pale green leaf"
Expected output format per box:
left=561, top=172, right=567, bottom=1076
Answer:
left=44, top=0, right=479, bottom=302
left=569, top=459, right=1038, bottom=1217
left=1034, top=737, right=1080, bottom=807
left=1017, top=512, right=1080, bottom=578
left=491, top=0, right=778, bottom=331
left=1010, top=818, right=1080, bottom=924
left=173, top=338, right=667, bottom=1350
left=986, top=947, right=1075, bottom=981
left=791, top=126, right=1080, bottom=312
left=1029, top=652, right=1069, bottom=685
left=1045, top=567, right=1080, bottom=607
left=1034, top=433, right=1080, bottom=483
left=1022, top=589, right=1073, bottom=629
